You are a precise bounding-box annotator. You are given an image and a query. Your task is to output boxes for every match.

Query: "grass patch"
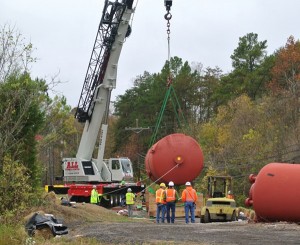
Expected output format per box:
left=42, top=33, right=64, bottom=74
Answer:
left=0, top=225, right=28, bottom=245
left=0, top=224, right=109, bottom=245
left=0, top=192, right=146, bottom=245
left=0, top=221, right=124, bottom=245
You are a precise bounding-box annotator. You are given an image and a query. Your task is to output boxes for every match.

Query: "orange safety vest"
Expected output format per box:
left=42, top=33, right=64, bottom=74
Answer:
left=182, top=187, right=197, bottom=202
left=156, top=188, right=166, bottom=204
left=165, top=188, right=176, bottom=202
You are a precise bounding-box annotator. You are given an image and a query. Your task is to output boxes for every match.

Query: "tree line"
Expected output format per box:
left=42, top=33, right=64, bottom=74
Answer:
left=112, top=33, right=300, bottom=205
left=0, top=25, right=78, bottom=219
left=0, top=23, right=299, bottom=219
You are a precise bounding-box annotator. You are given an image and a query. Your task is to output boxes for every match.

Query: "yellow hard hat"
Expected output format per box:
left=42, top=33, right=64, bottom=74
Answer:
left=160, top=183, right=166, bottom=187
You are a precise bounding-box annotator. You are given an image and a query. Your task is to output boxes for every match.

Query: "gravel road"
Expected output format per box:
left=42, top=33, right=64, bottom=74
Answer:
left=69, top=219, right=300, bottom=245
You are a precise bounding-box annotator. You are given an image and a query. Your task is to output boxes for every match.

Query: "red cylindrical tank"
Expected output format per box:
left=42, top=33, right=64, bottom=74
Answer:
left=145, top=133, right=204, bottom=185
left=246, top=162, right=300, bottom=222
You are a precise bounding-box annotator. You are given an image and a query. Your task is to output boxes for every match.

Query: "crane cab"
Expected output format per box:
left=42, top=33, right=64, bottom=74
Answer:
left=62, top=157, right=134, bottom=183
left=104, top=157, right=134, bottom=182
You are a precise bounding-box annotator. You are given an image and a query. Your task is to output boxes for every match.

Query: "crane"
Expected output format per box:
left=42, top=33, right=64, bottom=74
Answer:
left=60, top=0, right=143, bottom=206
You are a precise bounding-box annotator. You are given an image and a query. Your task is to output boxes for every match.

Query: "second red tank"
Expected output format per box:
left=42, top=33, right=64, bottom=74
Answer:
left=145, top=133, right=204, bottom=185
left=245, top=162, right=300, bottom=222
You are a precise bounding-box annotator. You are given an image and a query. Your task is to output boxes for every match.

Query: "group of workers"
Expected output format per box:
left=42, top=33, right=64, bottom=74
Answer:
left=90, top=181, right=198, bottom=223
left=90, top=184, right=136, bottom=217
left=156, top=181, right=198, bottom=224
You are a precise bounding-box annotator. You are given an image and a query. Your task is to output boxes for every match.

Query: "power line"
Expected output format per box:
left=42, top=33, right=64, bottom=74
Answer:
left=125, top=119, right=150, bottom=180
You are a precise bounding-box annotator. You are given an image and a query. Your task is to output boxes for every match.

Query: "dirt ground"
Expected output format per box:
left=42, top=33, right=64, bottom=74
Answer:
left=35, top=194, right=300, bottom=245
left=63, top=206, right=300, bottom=245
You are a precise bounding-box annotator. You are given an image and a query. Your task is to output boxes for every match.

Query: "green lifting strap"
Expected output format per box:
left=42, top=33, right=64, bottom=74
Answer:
left=170, top=86, right=187, bottom=128
left=149, top=84, right=187, bottom=148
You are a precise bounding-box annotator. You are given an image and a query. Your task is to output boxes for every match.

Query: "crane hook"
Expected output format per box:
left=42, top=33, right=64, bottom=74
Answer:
left=164, top=12, right=172, bottom=21
left=164, top=0, right=173, bottom=19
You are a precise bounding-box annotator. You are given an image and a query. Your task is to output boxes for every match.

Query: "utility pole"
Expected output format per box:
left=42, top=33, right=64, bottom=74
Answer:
left=125, top=119, right=150, bottom=180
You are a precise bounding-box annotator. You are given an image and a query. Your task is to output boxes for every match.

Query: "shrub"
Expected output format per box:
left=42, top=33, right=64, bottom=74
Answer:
left=0, top=156, right=40, bottom=223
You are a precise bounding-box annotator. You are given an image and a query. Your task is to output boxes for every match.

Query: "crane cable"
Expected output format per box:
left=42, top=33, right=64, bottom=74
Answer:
left=165, top=1, right=173, bottom=94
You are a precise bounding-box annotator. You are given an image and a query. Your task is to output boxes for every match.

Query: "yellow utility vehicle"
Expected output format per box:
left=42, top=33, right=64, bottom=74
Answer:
left=200, top=176, right=238, bottom=223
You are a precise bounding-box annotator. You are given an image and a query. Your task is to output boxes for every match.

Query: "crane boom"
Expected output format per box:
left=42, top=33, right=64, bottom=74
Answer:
left=75, top=0, right=133, bottom=123
left=62, top=0, right=136, bottom=185
left=76, top=0, right=134, bottom=161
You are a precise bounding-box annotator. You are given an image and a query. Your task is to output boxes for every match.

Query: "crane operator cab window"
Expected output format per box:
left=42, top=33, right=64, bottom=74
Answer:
left=109, top=158, right=133, bottom=181
left=120, top=159, right=133, bottom=181
left=111, top=160, right=120, bottom=170
left=120, top=158, right=132, bottom=174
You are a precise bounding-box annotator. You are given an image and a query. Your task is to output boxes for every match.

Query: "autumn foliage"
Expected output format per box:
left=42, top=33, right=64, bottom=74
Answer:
left=269, top=36, right=300, bottom=95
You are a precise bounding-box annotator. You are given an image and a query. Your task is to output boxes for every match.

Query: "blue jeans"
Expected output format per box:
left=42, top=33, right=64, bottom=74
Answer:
left=184, top=202, right=195, bottom=223
left=166, top=202, right=176, bottom=223
left=156, top=203, right=166, bottom=223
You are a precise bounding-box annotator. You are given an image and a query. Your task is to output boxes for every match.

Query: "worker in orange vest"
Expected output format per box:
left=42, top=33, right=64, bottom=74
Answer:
left=165, top=181, right=179, bottom=223
left=181, top=181, right=198, bottom=224
left=155, top=183, right=167, bottom=223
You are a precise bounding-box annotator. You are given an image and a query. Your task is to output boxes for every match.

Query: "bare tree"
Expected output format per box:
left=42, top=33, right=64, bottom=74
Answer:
left=0, top=24, right=36, bottom=82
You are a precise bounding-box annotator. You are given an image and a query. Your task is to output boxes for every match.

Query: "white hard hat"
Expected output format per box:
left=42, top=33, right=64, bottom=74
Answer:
left=93, top=185, right=96, bottom=189
left=127, top=188, right=132, bottom=192
left=168, top=181, right=174, bottom=187
left=185, top=181, right=191, bottom=186
left=228, top=190, right=232, bottom=194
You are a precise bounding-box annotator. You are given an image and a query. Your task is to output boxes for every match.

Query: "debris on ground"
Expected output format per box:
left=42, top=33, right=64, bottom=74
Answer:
left=25, top=212, right=68, bottom=238
left=60, top=197, right=76, bottom=208
left=117, top=209, right=128, bottom=216
left=238, top=211, right=249, bottom=221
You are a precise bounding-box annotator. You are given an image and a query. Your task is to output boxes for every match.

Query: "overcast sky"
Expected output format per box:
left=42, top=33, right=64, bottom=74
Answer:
left=1, top=0, right=299, bottom=107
